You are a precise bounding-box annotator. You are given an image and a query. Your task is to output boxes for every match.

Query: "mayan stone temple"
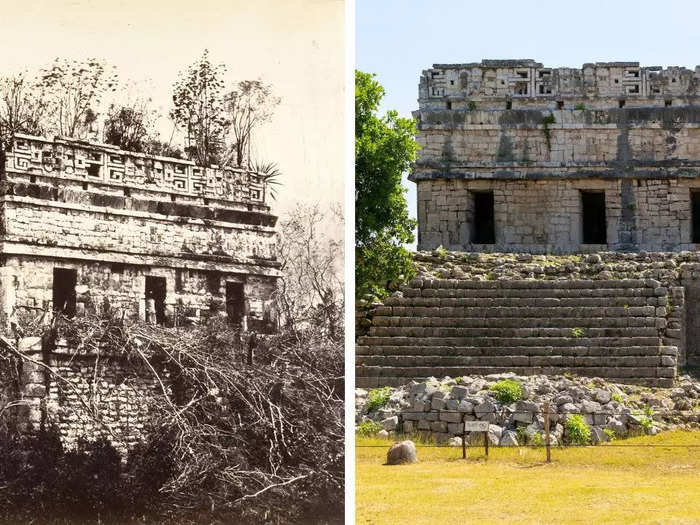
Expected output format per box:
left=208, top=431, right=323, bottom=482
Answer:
left=1, top=134, right=280, bottom=442
left=356, top=60, right=700, bottom=388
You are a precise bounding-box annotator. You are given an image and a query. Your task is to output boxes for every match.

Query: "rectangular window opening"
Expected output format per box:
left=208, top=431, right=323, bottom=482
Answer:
left=692, top=192, right=700, bottom=243
left=581, top=191, right=607, bottom=244
left=665, top=99, right=672, bottom=107
left=53, top=268, right=77, bottom=318
left=446, top=101, right=452, bottom=110
left=226, top=282, right=245, bottom=329
left=86, top=164, right=100, bottom=177
left=471, top=191, right=495, bottom=244
left=506, top=100, right=512, bottom=110
left=145, top=276, right=167, bottom=325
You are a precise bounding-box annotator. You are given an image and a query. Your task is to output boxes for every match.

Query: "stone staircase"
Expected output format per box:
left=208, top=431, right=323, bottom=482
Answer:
left=356, top=279, right=678, bottom=388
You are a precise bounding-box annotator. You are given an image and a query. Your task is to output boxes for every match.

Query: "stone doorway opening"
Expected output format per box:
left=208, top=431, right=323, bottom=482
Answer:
left=226, top=282, right=245, bottom=329
left=52, top=268, right=77, bottom=317
left=145, top=276, right=166, bottom=324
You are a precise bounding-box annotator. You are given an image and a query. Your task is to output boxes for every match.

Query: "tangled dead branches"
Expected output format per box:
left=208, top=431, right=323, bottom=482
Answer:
left=3, top=314, right=344, bottom=524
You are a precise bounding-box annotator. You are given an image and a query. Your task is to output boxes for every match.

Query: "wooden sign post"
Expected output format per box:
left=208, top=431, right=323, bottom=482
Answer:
left=464, top=420, right=490, bottom=457
left=543, top=402, right=551, bottom=463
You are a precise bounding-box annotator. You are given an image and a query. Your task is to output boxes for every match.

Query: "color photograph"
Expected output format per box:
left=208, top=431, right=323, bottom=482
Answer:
left=355, top=1, right=700, bottom=523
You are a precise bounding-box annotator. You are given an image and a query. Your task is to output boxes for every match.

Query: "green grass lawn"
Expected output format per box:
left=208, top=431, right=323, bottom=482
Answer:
left=356, top=431, right=700, bottom=524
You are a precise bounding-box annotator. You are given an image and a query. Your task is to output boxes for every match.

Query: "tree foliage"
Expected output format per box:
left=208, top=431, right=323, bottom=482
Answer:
left=103, top=97, right=158, bottom=152
left=0, top=73, right=48, bottom=149
left=39, top=58, right=118, bottom=139
left=222, top=80, right=280, bottom=167
left=276, top=204, right=344, bottom=341
left=0, top=315, right=343, bottom=524
left=170, top=50, right=227, bottom=166
left=355, top=70, right=418, bottom=298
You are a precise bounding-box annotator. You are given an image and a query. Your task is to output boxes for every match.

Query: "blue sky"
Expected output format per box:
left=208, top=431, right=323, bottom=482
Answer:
left=356, top=0, right=700, bottom=248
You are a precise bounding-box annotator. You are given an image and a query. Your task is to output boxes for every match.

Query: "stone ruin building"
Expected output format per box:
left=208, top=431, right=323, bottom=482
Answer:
left=357, top=60, right=700, bottom=388
left=0, top=134, right=280, bottom=444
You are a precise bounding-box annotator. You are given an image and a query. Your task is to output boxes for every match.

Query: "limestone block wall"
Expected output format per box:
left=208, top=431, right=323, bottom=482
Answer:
left=356, top=278, right=678, bottom=388
left=0, top=257, right=278, bottom=329
left=416, top=177, right=700, bottom=253
left=0, top=195, right=277, bottom=262
left=412, top=60, right=700, bottom=255
left=414, top=107, right=700, bottom=166
left=18, top=339, right=168, bottom=451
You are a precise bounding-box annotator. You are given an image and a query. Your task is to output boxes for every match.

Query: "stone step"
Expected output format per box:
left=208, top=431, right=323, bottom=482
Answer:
left=355, top=376, right=675, bottom=389
left=356, top=354, right=667, bottom=368
left=374, top=305, right=662, bottom=318
left=381, top=296, right=657, bottom=308
left=357, top=336, right=662, bottom=347
left=356, top=364, right=673, bottom=380
left=404, top=278, right=660, bottom=290
left=370, top=316, right=659, bottom=329
left=385, top=287, right=663, bottom=301
left=355, top=345, right=675, bottom=357
left=366, top=326, right=659, bottom=338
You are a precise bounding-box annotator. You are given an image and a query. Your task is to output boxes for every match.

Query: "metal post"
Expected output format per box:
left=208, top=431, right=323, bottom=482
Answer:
left=544, top=402, right=551, bottom=463
left=484, top=430, right=489, bottom=457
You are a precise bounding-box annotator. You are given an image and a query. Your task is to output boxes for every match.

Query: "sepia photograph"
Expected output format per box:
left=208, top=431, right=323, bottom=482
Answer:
left=0, top=1, right=344, bottom=523
left=355, top=1, right=700, bottom=523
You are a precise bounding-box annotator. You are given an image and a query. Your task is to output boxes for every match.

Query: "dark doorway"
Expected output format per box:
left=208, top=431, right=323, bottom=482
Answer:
left=52, top=268, right=77, bottom=317
left=692, top=192, right=700, bottom=243
left=226, top=282, right=245, bottom=328
left=581, top=191, right=607, bottom=244
left=145, top=276, right=166, bottom=324
left=471, top=191, right=495, bottom=244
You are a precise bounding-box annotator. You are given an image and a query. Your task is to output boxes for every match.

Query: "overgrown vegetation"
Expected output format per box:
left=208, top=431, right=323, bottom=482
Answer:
left=489, top=379, right=523, bottom=404
left=542, top=113, right=556, bottom=150
left=570, top=327, right=584, bottom=338
left=0, top=51, right=280, bottom=172
left=366, top=386, right=392, bottom=412
left=565, top=414, right=592, bottom=445
left=0, top=315, right=344, bottom=524
left=356, top=421, right=383, bottom=437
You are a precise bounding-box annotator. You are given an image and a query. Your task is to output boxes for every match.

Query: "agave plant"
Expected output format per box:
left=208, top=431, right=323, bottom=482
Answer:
left=251, top=160, right=282, bottom=201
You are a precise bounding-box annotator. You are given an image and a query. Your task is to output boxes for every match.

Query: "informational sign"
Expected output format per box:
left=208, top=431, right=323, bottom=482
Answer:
left=463, top=420, right=489, bottom=432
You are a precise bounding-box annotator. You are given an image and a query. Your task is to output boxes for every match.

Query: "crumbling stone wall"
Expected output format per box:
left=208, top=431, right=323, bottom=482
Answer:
left=0, top=257, right=277, bottom=329
left=18, top=338, right=167, bottom=451
left=0, top=135, right=281, bottom=329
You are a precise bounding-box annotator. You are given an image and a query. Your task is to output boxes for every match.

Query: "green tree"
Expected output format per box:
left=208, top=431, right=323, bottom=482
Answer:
left=355, top=71, right=418, bottom=298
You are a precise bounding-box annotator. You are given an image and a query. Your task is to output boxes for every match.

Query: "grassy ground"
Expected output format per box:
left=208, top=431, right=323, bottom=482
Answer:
left=356, top=431, right=700, bottom=524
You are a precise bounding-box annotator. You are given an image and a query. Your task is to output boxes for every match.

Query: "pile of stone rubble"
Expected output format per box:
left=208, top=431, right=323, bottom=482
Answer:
left=356, top=373, right=700, bottom=446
